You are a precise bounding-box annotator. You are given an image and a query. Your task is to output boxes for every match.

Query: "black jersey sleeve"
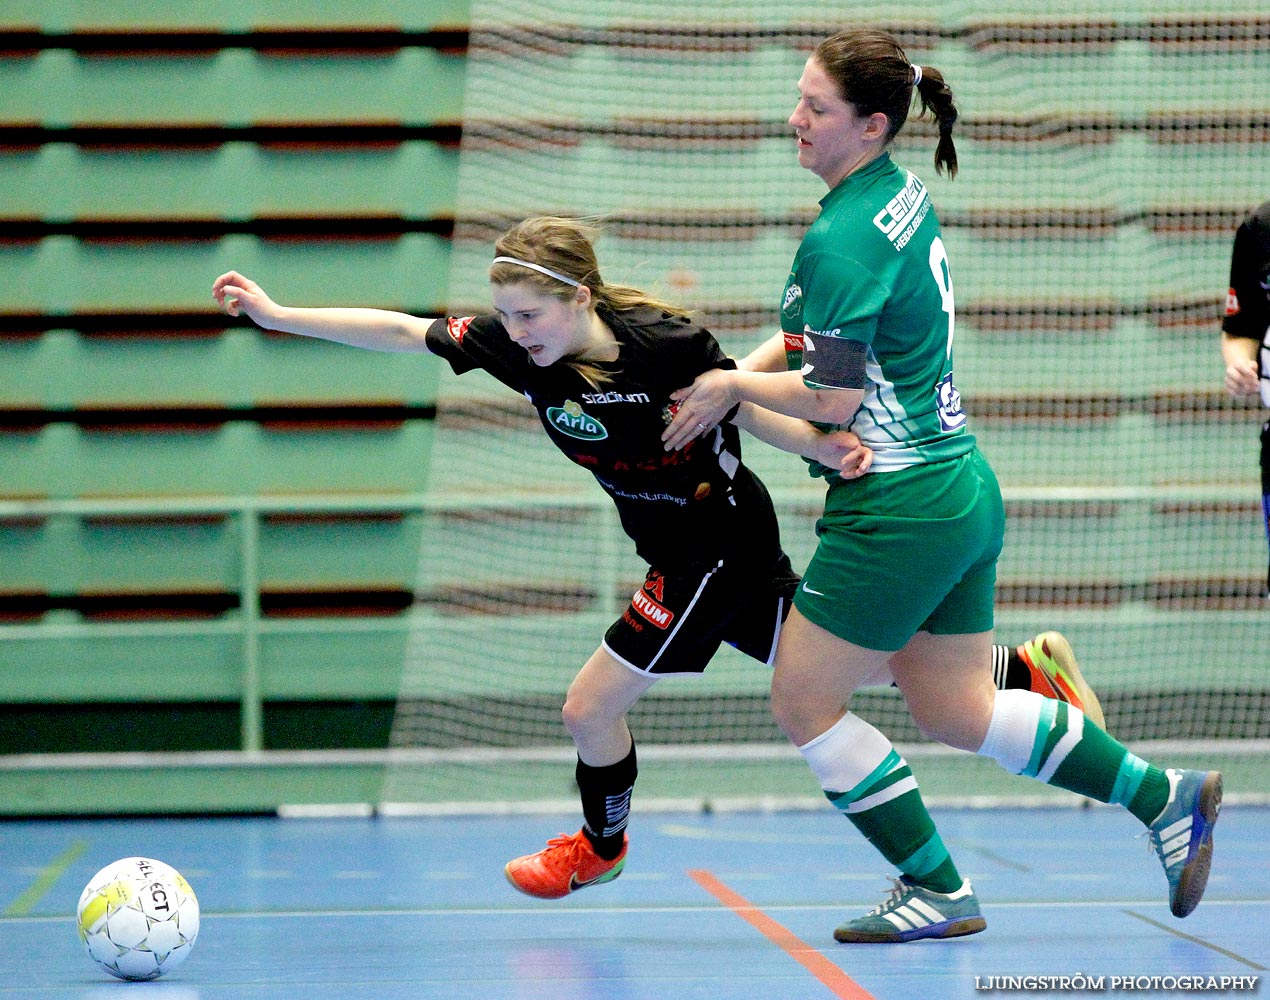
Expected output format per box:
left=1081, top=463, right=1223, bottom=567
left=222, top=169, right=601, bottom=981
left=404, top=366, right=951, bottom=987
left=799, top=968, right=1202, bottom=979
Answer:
left=682, top=318, right=733, bottom=374
left=686, top=320, right=744, bottom=420
left=1223, top=202, right=1270, bottom=341
left=424, top=314, right=530, bottom=392
left=650, top=313, right=744, bottom=421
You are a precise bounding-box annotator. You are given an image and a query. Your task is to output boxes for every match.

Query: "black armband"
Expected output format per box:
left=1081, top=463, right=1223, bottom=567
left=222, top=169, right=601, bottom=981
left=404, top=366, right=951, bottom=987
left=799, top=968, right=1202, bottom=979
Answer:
left=801, top=330, right=867, bottom=390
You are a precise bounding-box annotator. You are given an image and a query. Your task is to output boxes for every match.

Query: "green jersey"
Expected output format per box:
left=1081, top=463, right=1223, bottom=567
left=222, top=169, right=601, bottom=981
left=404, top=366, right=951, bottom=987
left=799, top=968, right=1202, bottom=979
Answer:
left=781, top=153, right=974, bottom=479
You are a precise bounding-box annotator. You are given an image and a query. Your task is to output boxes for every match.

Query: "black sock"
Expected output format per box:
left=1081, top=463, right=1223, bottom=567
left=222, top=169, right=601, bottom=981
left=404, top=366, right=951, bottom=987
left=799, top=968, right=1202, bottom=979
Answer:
left=1003, top=645, right=1033, bottom=691
left=576, top=742, right=637, bottom=860
left=990, top=642, right=1009, bottom=689
left=906, top=643, right=1027, bottom=691
left=988, top=642, right=1033, bottom=691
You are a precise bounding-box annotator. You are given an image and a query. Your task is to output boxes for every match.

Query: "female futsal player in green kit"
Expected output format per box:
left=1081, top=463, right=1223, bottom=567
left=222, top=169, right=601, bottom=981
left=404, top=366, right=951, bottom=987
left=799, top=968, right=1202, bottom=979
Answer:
left=664, top=28, right=1220, bottom=942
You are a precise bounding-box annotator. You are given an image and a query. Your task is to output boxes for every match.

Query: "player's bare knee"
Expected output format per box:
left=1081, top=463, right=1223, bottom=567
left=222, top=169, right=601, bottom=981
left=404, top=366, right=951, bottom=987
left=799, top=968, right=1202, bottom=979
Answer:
left=560, top=695, right=588, bottom=739
left=561, top=692, right=611, bottom=742
left=907, top=704, right=979, bottom=751
left=770, top=702, right=800, bottom=743
left=769, top=682, right=819, bottom=745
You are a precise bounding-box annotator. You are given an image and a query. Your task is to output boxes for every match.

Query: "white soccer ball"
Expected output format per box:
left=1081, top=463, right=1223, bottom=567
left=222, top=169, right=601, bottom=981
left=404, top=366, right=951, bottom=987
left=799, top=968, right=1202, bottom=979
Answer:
left=76, top=857, right=200, bottom=981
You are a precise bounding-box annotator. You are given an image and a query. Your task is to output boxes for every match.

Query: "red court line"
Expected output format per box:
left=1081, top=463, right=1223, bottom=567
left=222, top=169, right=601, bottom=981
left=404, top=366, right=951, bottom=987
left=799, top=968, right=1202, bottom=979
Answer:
left=688, top=869, right=877, bottom=1000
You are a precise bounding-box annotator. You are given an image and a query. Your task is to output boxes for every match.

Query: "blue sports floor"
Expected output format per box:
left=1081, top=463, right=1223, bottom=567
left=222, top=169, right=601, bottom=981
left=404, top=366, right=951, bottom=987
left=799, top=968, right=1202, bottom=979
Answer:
left=2, top=805, right=1266, bottom=1000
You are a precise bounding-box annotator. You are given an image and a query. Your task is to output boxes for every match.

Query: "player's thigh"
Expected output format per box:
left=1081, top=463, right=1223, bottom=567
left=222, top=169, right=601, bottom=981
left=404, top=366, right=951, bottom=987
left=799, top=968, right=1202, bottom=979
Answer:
left=565, top=645, right=661, bottom=723
left=890, top=630, right=996, bottom=750
left=770, top=606, right=892, bottom=743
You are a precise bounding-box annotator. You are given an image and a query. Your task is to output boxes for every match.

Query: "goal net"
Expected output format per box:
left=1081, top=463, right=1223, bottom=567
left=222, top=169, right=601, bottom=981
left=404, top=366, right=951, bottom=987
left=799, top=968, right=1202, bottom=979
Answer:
left=381, top=0, right=1270, bottom=810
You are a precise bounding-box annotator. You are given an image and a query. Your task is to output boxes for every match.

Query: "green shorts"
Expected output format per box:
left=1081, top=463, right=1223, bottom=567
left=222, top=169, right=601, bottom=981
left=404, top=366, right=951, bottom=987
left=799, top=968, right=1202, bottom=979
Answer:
left=793, top=447, right=1005, bottom=652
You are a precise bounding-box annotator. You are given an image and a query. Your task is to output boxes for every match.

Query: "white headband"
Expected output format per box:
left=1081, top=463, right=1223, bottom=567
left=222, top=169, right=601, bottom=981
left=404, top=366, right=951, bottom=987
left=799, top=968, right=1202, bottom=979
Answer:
left=911, top=64, right=923, bottom=87
left=491, top=256, right=582, bottom=288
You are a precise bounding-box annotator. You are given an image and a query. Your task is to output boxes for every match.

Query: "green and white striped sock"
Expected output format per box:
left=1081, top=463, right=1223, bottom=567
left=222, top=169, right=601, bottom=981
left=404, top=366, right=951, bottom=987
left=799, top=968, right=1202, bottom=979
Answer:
left=800, top=712, right=962, bottom=894
left=977, top=689, right=1169, bottom=824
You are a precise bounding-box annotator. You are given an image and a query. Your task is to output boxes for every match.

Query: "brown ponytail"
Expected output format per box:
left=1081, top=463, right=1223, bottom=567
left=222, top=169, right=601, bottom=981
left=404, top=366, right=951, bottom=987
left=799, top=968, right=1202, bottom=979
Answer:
left=913, top=65, right=959, bottom=179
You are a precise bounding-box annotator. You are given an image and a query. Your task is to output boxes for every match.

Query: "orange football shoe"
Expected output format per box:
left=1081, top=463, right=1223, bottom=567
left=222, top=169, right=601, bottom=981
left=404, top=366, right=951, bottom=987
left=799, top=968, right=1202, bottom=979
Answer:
left=1017, top=631, right=1107, bottom=731
left=505, top=830, right=628, bottom=899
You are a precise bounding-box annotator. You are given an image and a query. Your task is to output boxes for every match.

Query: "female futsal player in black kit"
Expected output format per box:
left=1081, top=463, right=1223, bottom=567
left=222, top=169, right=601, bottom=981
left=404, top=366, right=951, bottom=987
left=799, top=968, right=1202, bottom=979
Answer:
left=213, top=216, right=1098, bottom=898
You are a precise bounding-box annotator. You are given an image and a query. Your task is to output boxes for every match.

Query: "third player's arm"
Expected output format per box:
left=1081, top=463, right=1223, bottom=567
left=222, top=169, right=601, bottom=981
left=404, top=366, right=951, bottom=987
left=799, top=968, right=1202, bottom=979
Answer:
left=1222, top=332, right=1261, bottom=396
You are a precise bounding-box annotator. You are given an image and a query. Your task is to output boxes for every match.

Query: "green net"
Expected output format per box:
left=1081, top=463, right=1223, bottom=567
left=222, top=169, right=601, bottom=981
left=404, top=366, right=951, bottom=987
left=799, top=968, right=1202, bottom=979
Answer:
left=381, top=2, right=1270, bottom=810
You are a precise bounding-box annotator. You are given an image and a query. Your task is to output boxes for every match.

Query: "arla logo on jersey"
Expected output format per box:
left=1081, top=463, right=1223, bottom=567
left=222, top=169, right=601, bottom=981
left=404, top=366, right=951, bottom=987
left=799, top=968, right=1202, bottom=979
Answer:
left=935, top=372, right=966, bottom=431
left=783, top=282, right=803, bottom=313
left=547, top=400, right=608, bottom=441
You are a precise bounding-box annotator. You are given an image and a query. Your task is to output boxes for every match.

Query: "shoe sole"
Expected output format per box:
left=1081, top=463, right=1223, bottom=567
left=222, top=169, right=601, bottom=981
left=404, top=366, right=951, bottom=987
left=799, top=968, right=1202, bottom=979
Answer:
left=1032, top=631, right=1107, bottom=732
left=1171, top=771, right=1222, bottom=918
left=834, top=916, right=987, bottom=944
left=504, top=863, right=570, bottom=899
left=503, top=856, right=625, bottom=900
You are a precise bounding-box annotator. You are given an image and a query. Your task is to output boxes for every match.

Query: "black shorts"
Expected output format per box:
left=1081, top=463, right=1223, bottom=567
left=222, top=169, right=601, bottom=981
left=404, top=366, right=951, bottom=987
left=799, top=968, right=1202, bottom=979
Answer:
left=602, top=554, right=800, bottom=676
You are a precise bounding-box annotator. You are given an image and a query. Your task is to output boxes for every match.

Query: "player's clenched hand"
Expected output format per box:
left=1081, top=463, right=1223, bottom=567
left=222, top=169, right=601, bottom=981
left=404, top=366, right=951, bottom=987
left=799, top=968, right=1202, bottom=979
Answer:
left=1224, top=358, right=1260, bottom=397
left=212, top=271, right=283, bottom=329
left=818, top=430, right=873, bottom=479
left=662, top=368, right=738, bottom=451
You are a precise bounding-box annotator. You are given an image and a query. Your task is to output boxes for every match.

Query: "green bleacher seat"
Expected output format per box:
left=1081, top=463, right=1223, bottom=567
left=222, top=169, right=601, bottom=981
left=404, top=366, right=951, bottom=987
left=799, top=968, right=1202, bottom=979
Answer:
left=0, top=144, right=458, bottom=220
left=0, top=415, right=436, bottom=498
left=41, top=0, right=472, bottom=31
left=0, top=235, right=450, bottom=313
left=260, top=510, right=424, bottom=589
left=0, top=511, right=237, bottom=593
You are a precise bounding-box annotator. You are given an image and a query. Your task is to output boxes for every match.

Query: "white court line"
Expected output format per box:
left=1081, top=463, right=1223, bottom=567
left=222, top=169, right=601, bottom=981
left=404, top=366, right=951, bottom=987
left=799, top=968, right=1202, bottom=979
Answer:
left=5, top=896, right=1269, bottom=925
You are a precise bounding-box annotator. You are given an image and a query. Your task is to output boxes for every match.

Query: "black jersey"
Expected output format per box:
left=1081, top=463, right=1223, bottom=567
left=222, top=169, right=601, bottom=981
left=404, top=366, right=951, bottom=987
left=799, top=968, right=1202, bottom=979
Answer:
left=1222, top=201, right=1270, bottom=407
left=426, top=306, right=784, bottom=570
left=1223, top=201, right=1270, bottom=342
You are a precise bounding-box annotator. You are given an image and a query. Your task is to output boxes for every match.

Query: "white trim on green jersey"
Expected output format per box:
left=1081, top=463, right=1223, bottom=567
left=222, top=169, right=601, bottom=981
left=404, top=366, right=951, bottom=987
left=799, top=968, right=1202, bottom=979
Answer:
left=781, top=154, right=975, bottom=479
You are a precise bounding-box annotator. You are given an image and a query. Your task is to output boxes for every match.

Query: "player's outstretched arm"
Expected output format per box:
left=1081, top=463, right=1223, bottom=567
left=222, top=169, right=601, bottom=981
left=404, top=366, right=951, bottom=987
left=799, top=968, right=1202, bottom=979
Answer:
left=212, top=270, right=436, bottom=353
left=731, top=402, right=872, bottom=478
